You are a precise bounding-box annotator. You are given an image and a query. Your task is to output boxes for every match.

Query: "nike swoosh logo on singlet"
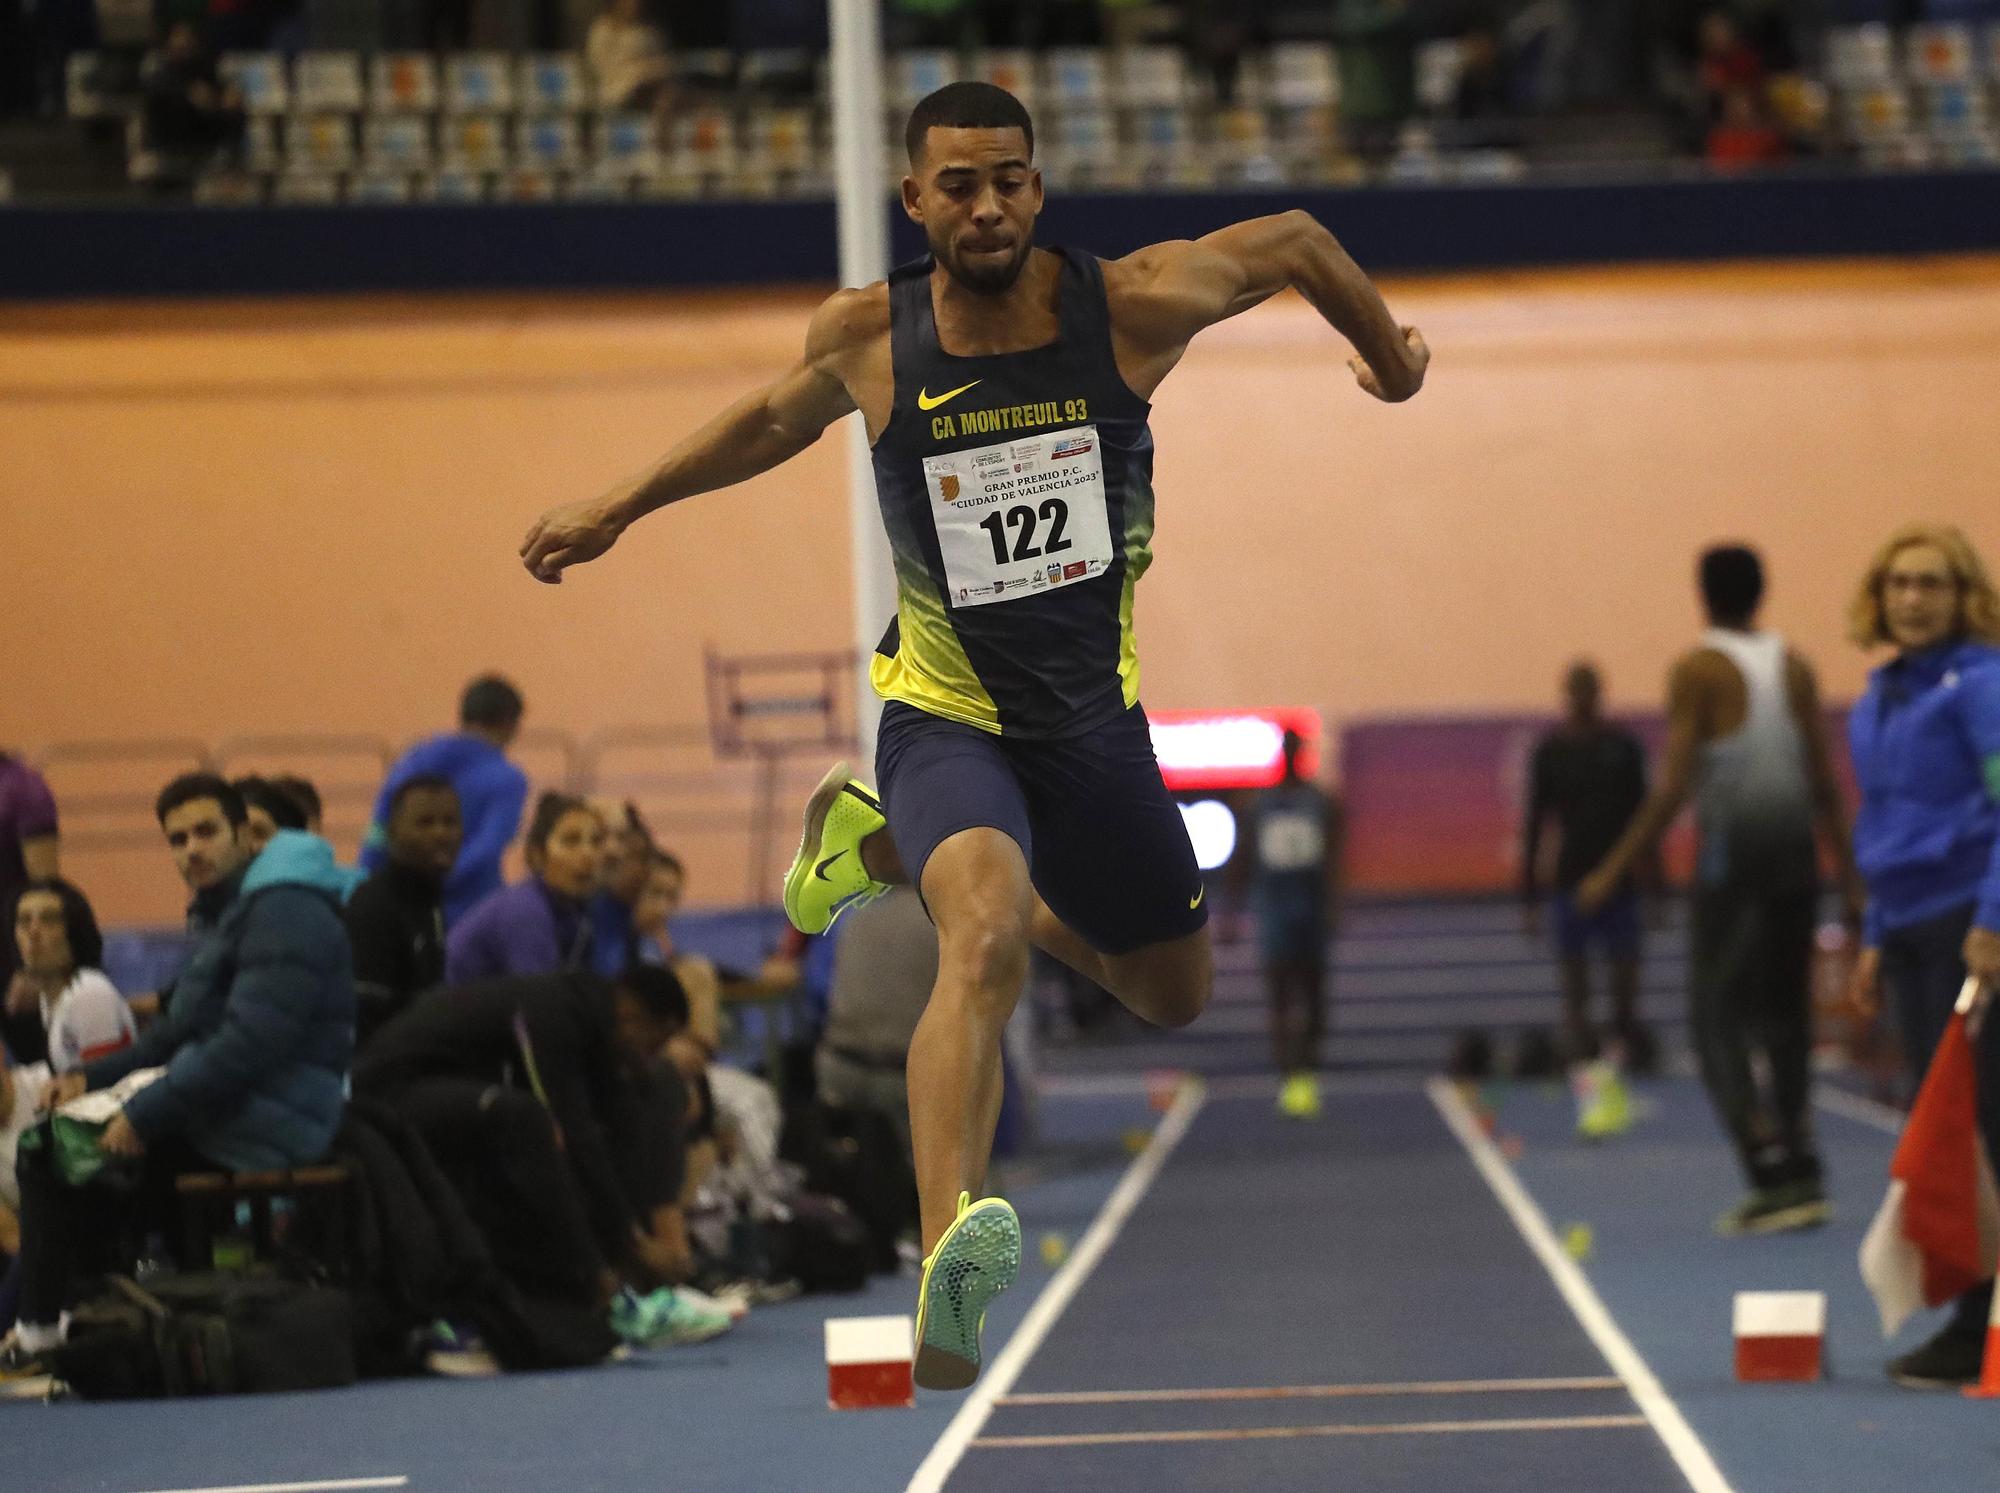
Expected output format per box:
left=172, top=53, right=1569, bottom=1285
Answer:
left=1190, top=887, right=1205, bottom=910
left=917, top=380, right=982, bottom=411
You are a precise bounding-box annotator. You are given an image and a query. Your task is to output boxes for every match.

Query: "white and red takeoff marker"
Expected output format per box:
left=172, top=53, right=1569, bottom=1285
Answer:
left=825, top=1315, right=916, bottom=1410
left=1733, top=1291, right=1826, bottom=1382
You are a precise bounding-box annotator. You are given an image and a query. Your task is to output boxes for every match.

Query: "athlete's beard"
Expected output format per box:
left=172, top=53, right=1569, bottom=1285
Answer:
left=934, top=227, right=1034, bottom=295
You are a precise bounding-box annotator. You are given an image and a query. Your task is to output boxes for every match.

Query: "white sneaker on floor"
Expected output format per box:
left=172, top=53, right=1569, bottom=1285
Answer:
left=675, top=1286, right=750, bottom=1323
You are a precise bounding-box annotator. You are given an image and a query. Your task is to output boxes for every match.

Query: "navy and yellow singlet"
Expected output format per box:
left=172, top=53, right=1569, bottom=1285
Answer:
left=868, top=247, right=1156, bottom=740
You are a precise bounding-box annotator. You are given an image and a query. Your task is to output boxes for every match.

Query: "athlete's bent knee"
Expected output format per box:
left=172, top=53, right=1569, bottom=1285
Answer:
left=1146, top=974, right=1210, bottom=1030
left=939, top=918, right=1032, bottom=1005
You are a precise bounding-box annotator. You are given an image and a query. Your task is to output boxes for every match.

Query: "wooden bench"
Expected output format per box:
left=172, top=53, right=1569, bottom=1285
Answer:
left=172, top=1165, right=353, bottom=1279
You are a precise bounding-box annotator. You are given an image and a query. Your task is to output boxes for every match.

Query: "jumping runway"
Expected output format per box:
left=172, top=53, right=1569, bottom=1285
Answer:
left=12, top=899, right=1995, bottom=1493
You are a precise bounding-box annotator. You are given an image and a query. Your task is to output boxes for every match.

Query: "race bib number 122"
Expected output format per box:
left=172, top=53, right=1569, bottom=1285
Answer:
left=924, top=424, right=1115, bottom=609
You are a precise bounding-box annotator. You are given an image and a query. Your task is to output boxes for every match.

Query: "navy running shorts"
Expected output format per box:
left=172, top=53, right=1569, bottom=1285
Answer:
left=874, top=700, right=1208, bottom=957
left=1552, top=887, right=1641, bottom=960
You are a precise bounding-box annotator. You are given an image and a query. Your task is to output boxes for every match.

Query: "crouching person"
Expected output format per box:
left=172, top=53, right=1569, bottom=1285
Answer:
left=0, top=774, right=354, bottom=1386
left=355, top=966, right=734, bottom=1351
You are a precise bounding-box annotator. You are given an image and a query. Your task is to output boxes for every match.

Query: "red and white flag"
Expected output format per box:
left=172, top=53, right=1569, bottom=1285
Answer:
left=1861, top=980, right=2000, bottom=1337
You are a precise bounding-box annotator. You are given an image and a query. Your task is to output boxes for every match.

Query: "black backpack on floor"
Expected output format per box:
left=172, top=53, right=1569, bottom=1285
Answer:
left=54, top=1272, right=356, bottom=1399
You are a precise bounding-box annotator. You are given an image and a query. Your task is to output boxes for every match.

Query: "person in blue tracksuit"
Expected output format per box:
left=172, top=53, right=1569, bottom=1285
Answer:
left=1846, top=523, right=2000, bottom=1390
left=362, top=675, right=529, bottom=928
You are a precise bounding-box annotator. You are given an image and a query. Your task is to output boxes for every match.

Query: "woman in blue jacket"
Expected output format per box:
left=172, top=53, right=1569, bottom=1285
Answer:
left=1847, top=523, right=2000, bottom=1390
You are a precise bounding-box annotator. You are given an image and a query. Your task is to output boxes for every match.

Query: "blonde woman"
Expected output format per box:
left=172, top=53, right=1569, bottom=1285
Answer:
left=1846, top=522, right=2000, bottom=1390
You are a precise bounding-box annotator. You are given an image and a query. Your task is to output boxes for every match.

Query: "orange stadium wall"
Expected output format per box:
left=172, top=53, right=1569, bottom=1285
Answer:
left=6, top=257, right=1999, bottom=924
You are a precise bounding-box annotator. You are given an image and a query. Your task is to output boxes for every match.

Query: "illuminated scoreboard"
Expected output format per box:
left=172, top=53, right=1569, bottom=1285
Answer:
left=1148, top=707, right=1323, bottom=793
left=1148, top=707, right=1324, bottom=872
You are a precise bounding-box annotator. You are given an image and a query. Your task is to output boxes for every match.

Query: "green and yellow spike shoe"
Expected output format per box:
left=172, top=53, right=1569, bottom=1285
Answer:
left=781, top=762, right=891, bottom=935
left=1576, top=1063, right=1633, bottom=1142
left=913, top=1192, right=1022, bottom=1393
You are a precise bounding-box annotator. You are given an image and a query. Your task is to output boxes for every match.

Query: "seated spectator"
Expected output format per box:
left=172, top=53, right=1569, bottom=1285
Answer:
left=268, top=773, right=365, bottom=901
left=1, top=1051, right=49, bottom=1329
left=1706, top=84, right=1787, bottom=169
left=1333, top=0, right=1418, bottom=160
left=356, top=967, right=730, bottom=1346
left=0, top=749, right=60, bottom=1065
left=363, top=676, right=529, bottom=928
left=815, top=886, right=937, bottom=1168
left=233, top=775, right=309, bottom=856
left=0, top=774, right=353, bottom=1380
left=588, top=800, right=655, bottom=978
left=1696, top=8, right=1765, bottom=121
left=445, top=793, right=605, bottom=984
left=587, top=0, right=672, bottom=114
left=7, top=880, right=133, bottom=1076
left=140, top=23, right=246, bottom=175
left=345, top=775, right=462, bottom=1047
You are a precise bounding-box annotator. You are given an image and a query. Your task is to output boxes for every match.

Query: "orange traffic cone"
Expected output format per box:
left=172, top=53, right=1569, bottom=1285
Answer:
left=1966, top=1272, right=2000, bottom=1400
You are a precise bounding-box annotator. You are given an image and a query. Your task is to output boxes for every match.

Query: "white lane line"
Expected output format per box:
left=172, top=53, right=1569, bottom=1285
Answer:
left=970, top=1414, right=1650, bottom=1450
left=1037, top=1071, right=1423, bottom=1101
left=998, top=1375, right=1624, bottom=1406
left=1427, top=1078, right=1737, bottom=1493
left=132, top=1480, right=408, bottom=1493
left=1813, top=1086, right=1905, bottom=1136
left=904, top=1078, right=1208, bottom=1493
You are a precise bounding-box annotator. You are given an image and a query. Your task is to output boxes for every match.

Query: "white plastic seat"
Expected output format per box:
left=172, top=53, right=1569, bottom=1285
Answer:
left=440, top=112, right=510, bottom=170
left=293, top=51, right=363, bottom=113
left=220, top=52, right=289, bottom=116
left=369, top=53, right=438, bottom=113
left=517, top=53, right=591, bottom=113
left=444, top=53, right=514, bottom=114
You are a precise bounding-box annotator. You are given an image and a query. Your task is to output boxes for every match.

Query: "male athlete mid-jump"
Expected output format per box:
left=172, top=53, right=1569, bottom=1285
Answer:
left=522, top=82, right=1429, bottom=1391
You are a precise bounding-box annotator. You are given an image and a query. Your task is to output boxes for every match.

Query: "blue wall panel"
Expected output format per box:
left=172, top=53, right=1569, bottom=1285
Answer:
left=2, top=169, right=1996, bottom=300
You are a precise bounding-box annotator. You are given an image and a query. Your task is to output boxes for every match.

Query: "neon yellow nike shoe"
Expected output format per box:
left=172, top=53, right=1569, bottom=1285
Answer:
left=1576, top=1065, right=1634, bottom=1142
left=781, top=762, right=891, bottom=935
left=913, top=1191, right=1022, bottom=1392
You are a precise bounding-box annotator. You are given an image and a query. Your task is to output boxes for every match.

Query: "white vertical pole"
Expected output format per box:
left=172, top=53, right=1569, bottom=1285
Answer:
left=830, top=0, right=894, bottom=772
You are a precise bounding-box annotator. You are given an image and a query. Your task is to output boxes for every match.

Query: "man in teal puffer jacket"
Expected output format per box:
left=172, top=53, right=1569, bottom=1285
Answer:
left=4, top=774, right=354, bottom=1371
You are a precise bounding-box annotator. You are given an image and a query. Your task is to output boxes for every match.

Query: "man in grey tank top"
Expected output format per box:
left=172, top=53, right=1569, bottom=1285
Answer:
left=1577, top=545, right=1863, bottom=1235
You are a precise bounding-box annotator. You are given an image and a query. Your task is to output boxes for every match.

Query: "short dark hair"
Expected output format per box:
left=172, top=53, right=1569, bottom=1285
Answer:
left=649, top=846, right=684, bottom=877
left=388, top=772, right=459, bottom=819
left=460, top=674, right=525, bottom=730
left=233, top=776, right=310, bottom=832
left=269, top=773, right=322, bottom=825
left=11, top=877, right=105, bottom=973
left=615, top=963, right=690, bottom=1031
left=905, top=82, right=1034, bottom=165
left=1699, top=544, right=1765, bottom=625
left=525, top=790, right=593, bottom=856
left=156, top=772, right=246, bottom=828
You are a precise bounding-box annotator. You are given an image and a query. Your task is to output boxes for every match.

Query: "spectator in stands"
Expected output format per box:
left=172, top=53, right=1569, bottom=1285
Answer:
left=1844, top=524, right=2000, bottom=1389
left=445, top=793, right=605, bottom=984
left=816, top=886, right=938, bottom=1168
left=233, top=775, right=309, bottom=856
left=1333, top=0, right=1419, bottom=158
left=270, top=775, right=323, bottom=834
left=345, top=775, right=462, bottom=1047
left=363, top=675, right=529, bottom=927
left=0, top=751, right=59, bottom=1062
left=1695, top=8, right=1766, bottom=120
left=8, top=881, right=133, bottom=1077
left=139, top=22, right=245, bottom=179
left=1705, top=84, right=1787, bottom=168
left=0, top=774, right=353, bottom=1380
left=355, top=967, right=732, bottom=1346
left=0, top=1049, right=46, bottom=1321
left=587, top=0, right=672, bottom=115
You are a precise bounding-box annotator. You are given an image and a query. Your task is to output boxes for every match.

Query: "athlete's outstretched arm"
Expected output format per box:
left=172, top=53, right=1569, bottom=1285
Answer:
left=521, top=289, right=870, bottom=583
left=1113, top=210, right=1428, bottom=402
